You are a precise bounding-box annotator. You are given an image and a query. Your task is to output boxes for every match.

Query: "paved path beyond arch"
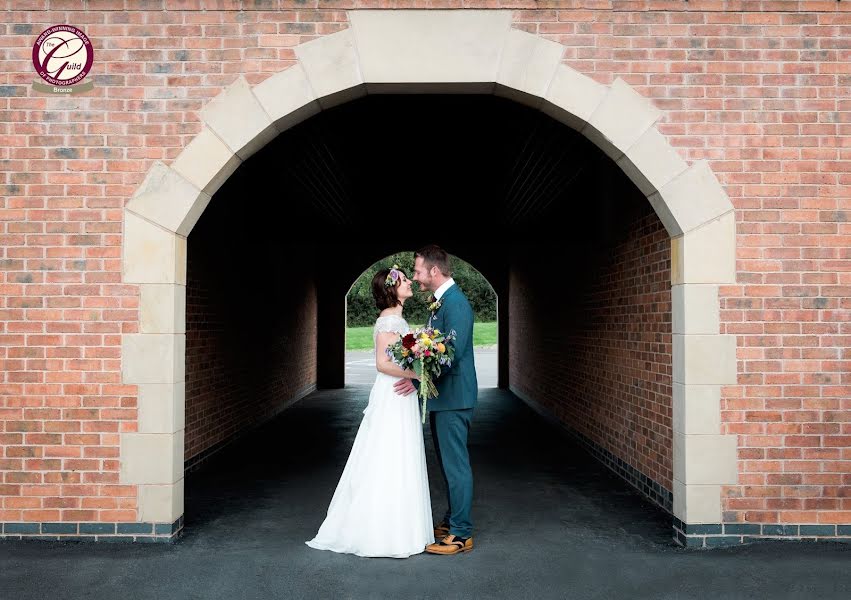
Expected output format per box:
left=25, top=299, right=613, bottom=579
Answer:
left=2, top=388, right=849, bottom=599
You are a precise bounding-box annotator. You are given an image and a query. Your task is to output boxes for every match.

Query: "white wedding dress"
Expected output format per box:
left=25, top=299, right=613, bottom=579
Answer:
left=305, top=314, right=434, bottom=558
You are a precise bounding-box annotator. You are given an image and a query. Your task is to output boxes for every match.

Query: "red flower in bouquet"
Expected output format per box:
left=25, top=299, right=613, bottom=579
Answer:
left=401, top=333, right=416, bottom=349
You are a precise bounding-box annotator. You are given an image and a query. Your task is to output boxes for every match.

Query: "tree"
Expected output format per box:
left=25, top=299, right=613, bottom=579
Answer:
left=346, top=251, right=497, bottom=327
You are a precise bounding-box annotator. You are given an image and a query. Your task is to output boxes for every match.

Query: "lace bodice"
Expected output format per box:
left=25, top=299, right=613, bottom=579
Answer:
left=372, top=314, right=410, bottom=346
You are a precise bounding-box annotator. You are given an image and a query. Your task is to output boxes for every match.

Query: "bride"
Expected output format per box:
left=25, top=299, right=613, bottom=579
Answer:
left=305, top=265, right=434, bottom=558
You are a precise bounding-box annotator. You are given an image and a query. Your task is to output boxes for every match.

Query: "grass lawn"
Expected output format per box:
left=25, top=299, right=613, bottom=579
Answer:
left=346, top=321, right=497, bottom=351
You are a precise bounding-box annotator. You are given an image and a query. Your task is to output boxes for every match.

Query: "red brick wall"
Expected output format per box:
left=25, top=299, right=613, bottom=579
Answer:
left=0, top=2, right=849, bottom=527
left=509, top=199, right=673, bottom=498
left=184, top=201, right=317, bottom=466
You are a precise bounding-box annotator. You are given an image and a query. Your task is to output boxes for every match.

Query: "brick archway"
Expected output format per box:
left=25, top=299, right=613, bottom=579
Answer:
left=120, top=10, right=737, bottom=538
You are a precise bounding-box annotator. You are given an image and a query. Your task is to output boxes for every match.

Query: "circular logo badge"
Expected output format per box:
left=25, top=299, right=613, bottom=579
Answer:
left=32, top=25, right=93, bottom=87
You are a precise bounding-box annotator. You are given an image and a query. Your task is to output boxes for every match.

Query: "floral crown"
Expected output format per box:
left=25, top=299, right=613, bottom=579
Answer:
left=384, top=264, right=402, bottom=287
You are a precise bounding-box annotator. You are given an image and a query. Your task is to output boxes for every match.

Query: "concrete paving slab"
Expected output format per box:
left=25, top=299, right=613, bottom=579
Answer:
left=345, top=347, right=498, bottom=387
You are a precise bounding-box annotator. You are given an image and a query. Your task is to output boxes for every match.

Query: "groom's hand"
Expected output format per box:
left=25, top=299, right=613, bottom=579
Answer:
left=394, top=379, right=416, bottom=396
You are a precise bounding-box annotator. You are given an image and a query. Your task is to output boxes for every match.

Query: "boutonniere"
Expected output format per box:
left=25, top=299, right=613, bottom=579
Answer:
left=428, top=297, right=442, bottom=313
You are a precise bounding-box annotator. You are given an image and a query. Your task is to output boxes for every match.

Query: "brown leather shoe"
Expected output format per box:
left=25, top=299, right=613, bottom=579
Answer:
left=425, top=534, right=474, bottom=555
left=433, top=521, right=450, bottom=539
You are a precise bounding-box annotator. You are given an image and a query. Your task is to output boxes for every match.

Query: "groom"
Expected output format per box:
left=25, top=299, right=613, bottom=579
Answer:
left=394, top=244, right=477, bottom=555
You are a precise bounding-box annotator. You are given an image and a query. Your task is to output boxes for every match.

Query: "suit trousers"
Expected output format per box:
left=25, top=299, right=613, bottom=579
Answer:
left=429, top=408, right=474, bottom=538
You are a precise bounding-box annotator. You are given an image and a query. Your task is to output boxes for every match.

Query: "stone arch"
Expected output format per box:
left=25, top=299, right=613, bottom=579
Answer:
left=120, top=10, right=737, bottom=537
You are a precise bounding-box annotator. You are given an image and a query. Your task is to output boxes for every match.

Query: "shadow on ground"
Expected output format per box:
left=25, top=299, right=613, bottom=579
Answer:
left=1, top=388, right=849, bottom=600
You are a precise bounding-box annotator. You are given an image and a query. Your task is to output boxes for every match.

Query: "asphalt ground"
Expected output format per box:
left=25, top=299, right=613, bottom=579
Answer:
left=1, top=387, right=849, bottom=600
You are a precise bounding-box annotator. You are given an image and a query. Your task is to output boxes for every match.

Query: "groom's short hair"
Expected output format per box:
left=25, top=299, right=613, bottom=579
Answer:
left=415, top=244, right=451, bottom=276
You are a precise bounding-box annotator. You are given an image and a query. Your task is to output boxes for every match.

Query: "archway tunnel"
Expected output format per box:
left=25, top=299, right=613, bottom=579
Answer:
left=183, top=94, right=674, bottom=525
left=343, top=253, right=500, bottom=388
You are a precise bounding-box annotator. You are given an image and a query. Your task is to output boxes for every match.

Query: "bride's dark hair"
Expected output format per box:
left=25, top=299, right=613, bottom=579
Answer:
left=372, top=268, right=403, bottom=310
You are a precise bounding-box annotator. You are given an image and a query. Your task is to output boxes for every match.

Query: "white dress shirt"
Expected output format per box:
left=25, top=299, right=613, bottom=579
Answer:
left=434, top=278, right=456, bottom=301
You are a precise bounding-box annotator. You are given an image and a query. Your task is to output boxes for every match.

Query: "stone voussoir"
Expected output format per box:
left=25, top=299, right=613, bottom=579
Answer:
left=650, top=160, right=735, bottom=237
left=126, top=162, right=210, bottom=238
left=582, top=78, right=663, bottom=162
left=495, top=28, right=564, bottom=108
left=617, top=125, right=689, bottom=200
left=542, top=64, right=608, bottom=132
left=170, top=127, right=242, bottom=197
left=294, top=27, right=365, bottom=109
left=252, top=63, right=321, bottom=134
left=200, top=75, right=277, bottom=160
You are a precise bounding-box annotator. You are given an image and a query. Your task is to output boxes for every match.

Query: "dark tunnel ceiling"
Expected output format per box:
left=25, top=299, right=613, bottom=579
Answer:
left=209, top=94, right=650, bottom=245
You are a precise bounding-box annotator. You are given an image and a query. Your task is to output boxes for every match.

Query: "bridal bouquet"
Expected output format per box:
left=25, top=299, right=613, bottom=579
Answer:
left=386, top=327, right=457, bottom=424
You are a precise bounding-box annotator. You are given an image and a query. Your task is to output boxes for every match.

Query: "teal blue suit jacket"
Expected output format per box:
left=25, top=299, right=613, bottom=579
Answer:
left=428, top=284, right=478, bottom=412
